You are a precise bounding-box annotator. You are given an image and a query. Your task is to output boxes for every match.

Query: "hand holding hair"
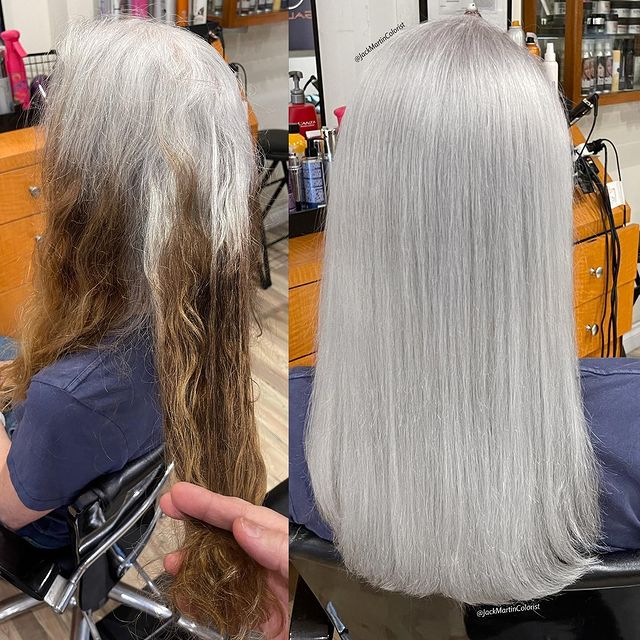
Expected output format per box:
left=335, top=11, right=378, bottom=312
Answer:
left=161, top=483, right=288, bottom=640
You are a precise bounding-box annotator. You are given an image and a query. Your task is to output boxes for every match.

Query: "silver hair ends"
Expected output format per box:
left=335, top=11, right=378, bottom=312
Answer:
left=306, top=16, right=601, bottom=605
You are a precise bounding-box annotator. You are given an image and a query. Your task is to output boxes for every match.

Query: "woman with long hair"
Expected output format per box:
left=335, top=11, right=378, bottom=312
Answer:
left=0, top=17, right=277, bottom=637
left=291, top=15, right=640, bottom=606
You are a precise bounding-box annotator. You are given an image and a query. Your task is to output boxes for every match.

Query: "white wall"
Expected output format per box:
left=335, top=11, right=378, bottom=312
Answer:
left=314, top=0, right=419, bottom=127
left=2, top=0, right=94, bottom=52
left=3, top=0, right=54, bottom=52
left=225, top=21, right=288, bottom=131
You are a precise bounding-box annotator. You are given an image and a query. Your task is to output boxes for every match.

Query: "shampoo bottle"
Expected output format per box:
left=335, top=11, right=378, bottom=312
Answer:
left=289, top=71, right=319, bottom=137
left=0, top=31, right=29, bottom=109
left=507, top=20, right=526, bottom=46
left=543, top=42, right=559, bottom=87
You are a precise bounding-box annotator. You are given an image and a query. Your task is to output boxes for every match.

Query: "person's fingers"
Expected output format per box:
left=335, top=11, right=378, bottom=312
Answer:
left=164, top=482, right=285, bottom=531
left=159, top=492, right=182, bottom=520
left=232, top=516, right=289, bottom=580
left=163, top=550, right=184, bottom=576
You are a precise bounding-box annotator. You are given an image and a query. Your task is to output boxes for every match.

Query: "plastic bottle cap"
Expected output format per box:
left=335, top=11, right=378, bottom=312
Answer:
left=545, top=42, right=556, bottom=61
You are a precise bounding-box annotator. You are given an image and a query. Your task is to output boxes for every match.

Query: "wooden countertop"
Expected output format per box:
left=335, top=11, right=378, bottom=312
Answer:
left=0, top=128, right=44, bottom=173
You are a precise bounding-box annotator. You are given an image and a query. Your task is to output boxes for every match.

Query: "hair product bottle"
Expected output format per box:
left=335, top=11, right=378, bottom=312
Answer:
left=165, top=0, right=177, bottom=22
left=176, top=0, right=189, bottom=24
left=0, top=30, right=29, bottom=109
left=289, top=71, right=319, bottom=137
left=0, top=47, right=14, bottom=115
left=98, top=0, right=114, bottom=14
left=526, top=33, right=541, bottom=56
left=603, top=39, right=613, bottom=91
left=192, top=0, right=207, bottom=22
left=129, top=0, right=149, bottom=16
left=582, top=41, right=593, bottom=93
left=624, top=38, right=634, bottom=87
left=612, top=41, right=621, bottom=91
left=302, top=156, right=325, bottom=208
left=544, top=42, right=559, bottom=87
left=153, top=0, right=167, bottom=18
left=507, top=20, right=526, bottom=46
left=596, top=41, right=605, bottom=90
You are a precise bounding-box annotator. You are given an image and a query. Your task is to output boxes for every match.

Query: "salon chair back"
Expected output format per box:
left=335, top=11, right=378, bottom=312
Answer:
left=0, top=445, right=168, bottom=613
left=289, top=524, right=640, bottom=640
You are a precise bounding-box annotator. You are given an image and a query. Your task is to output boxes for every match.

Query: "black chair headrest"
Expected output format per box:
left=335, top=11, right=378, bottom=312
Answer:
left=70, top=445, right=165, bottom=518
left=290, top=524, right=640, bottom=591
left=264, top=479, right=288, bottom=517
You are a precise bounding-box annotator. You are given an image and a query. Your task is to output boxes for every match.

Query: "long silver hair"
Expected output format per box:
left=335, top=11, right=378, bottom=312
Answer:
left=306, top=16, right=601, bottom=605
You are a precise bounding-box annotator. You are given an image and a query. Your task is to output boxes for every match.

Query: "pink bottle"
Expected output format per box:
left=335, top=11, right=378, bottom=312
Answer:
left=0, top=30, right=29, bottom=109
left=334, top=106, right=346, bottom=128
left=129, top=0, right=149, bottom=16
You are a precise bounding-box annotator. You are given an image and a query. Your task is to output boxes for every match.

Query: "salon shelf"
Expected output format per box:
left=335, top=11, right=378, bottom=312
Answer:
left=525, top=0, right=640, bottom=104
left=595, top=89, right=640, bottom=104
left=208, top=8, right=287, bottom=28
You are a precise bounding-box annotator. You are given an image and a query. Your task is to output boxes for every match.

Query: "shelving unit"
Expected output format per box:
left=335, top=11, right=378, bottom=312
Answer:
left=208, top=0, right=287, bottom=28
left=524, top=0, right=640, bottom=104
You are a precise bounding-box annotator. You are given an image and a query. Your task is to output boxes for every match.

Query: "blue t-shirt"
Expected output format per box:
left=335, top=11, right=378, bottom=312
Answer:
left=290, top=358, right=640, bottom=551
left=6, top=334, right=163, bottom=549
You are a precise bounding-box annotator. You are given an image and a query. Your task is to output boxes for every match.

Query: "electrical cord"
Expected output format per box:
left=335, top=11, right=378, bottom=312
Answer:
left=229, top=62, right=248, bottom=94
left=603, top=146, right=620, bottom=356
left=576, top=98, right=599, bottom=163
left=583, top=153, right=620, bottom=356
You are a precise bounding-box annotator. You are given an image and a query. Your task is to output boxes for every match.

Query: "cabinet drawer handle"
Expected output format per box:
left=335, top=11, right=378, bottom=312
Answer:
left=590, top=266, right=603, bottom=278
left=586, top=324, right=599, bottom=336
left=28, top=185, right=41, bottom=199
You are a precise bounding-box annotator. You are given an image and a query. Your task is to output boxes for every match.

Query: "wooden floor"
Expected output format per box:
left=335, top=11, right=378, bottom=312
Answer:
left=0, top=222, right=289, bottom=639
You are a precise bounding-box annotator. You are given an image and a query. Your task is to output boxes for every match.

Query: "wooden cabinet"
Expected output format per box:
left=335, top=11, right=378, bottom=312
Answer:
left=0, top=128, right=45, bottom=336
left=289, top=131, right=639, bottom=364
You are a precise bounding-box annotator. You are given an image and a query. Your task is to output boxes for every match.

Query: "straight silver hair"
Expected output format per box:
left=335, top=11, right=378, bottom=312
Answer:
left=306, top=16, right=601, bottom=605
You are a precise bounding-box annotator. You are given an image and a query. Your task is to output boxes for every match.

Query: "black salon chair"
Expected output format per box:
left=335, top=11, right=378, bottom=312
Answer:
left=257, top=129, right=288, bottom=290
left=0, top=446, right=221, bottom=640
left=289, top=523, right=640, bottom=640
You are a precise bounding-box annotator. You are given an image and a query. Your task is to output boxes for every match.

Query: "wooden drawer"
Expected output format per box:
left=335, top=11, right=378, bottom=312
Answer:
left=573, top=224, right=639, bottom=306
left=290, top=232, right=324, bottom=288
left=575, top=280, right=634, bottom=357
left=0, top=284, right=31, bottom=337
left=0, top=214, right=44, bottom=293
left=0, top=165, right=44, bottom=224
left=289, top=281, right=319, bottom=364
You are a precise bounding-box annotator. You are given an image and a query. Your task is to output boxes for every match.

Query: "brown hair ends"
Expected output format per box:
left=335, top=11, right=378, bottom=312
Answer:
left=1, top=16, right=279, bottom=637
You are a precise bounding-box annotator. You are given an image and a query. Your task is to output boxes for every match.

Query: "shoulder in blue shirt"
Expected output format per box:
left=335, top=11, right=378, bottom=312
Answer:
left=7, top=333, right=163, bottom=548
left=290, top=359, right=640, bottom=551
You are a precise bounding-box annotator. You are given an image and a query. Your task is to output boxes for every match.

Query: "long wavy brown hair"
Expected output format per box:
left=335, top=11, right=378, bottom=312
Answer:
left=1, top=17, right=277, bottom=637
